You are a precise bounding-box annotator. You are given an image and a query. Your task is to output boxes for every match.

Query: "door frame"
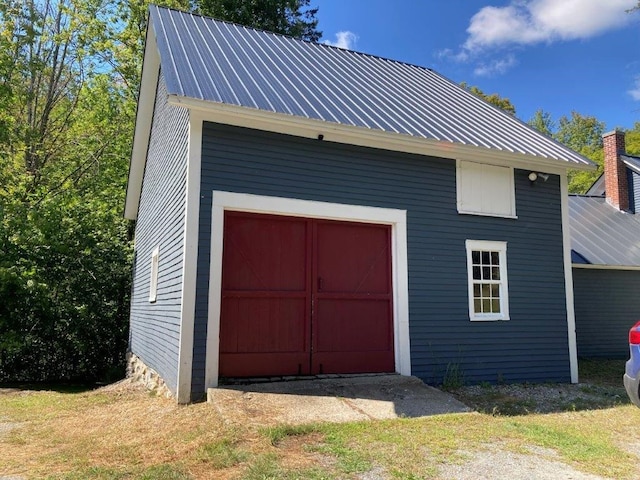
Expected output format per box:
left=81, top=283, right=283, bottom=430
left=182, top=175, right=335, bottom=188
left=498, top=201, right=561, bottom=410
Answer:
left=205, top=190, right=411, bottom=388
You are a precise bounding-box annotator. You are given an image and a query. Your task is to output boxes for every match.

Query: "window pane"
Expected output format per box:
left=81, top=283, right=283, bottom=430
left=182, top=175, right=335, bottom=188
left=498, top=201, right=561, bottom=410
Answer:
left=482, top=299, right=492, bottom=313
left=482, top=251, right=490, bottom=264
left=491, top=284, right=500, bottom=298
left=472, top=251, right=480, bottom=264
left=473, top=266, right=481, bottom=279
left=473, top=284, right=481, bottom=297
left=492, top=267, right=500, bottom=280
left=491, top=299, right=501, bottom=312
left=474, top=298, right=482, bottom=313
left=482, top=266, right=490, bottom=280
left=481, top=284, right=490, bottom=297
left=491, top=252, right=499, bottom=265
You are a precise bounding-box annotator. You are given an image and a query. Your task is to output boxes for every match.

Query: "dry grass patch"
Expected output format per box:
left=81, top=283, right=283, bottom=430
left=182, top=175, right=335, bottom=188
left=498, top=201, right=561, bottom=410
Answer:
left=0, top=381, right=243, bottom=479
left=2, top=359, right=640, bottom=479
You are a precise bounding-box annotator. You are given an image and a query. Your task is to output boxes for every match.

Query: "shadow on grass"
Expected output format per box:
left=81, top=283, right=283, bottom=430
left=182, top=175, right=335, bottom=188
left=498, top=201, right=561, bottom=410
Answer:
left=0, top=382, right=108, bottom=395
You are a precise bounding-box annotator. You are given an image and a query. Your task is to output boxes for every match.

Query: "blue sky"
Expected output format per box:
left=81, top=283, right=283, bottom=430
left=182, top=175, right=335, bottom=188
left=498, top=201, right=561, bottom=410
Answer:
left=315, top=0, right=640, bottom=131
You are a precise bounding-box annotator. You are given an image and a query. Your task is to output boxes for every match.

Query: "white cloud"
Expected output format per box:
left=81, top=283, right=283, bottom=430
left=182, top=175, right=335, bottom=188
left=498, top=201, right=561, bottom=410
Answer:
left=324, top=31, right=358, bottom=50
left=474, top=55, right=518, bottom=77
left=447, top=0, right=636, bottom=76
left=630, top=76, right=640, bottom=101
left=464, top=0, right=635, bottom=51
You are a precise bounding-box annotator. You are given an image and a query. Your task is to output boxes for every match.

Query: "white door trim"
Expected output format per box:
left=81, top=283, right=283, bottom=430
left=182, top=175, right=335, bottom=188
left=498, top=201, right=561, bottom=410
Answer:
left=205, top=191, right=411, bottom=388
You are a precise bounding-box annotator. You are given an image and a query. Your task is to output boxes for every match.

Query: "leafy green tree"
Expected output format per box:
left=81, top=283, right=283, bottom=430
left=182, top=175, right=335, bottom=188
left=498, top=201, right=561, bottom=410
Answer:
left=0, top=0, right=135, bottom=383
left=527, top=109, right=607, bottom=193
left=528, top=109, right=555, bottom=137
left=97, top=0, right=191, bottom=101
left=197, top=0, right=321, bottom=41
left=555, top=112, right=605, bottom=154
left=554, top=112, right=605, bottom=193
left=625, top=122, right=640, bottom=155
left=460, top=82, right=516, bottom=115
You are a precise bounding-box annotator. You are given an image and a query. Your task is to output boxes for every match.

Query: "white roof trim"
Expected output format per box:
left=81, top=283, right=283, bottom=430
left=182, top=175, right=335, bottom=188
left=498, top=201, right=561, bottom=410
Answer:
left=168, top=95, right=594, bottom=175
left=623, top=157, right=640, bottom=175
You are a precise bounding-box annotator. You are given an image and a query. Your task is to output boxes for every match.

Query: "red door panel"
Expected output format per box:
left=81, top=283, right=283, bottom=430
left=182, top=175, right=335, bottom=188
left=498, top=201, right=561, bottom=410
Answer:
left=314, top=299, right=393, bottom=352
left=219, top=212, right=394, bottom=378
left=313, top=221, right=394, bottom=374
left=315, top=221, right=391, bottom=294
left=222, top=213, right=307, bottom=291
left=220, top=297, right=307, bottom=353
left=219, top=212, right=311, bottom=377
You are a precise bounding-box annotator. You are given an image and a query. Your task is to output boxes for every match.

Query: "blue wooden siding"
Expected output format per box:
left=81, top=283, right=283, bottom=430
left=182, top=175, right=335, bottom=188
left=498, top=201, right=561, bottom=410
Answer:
left=627, top=169, right=640, bottom=213
left=191, top=122, right=570, bottom=396
left=574, top=268, right=640, bottom=358
left=129, top=71, right=189, bottom=393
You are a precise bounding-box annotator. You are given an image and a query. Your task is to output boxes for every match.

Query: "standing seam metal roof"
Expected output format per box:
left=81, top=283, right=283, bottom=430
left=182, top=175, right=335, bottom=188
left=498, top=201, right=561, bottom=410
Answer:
left=149, top=5, right=593, bottom=168
left=569, top=195, right=640, bottom=266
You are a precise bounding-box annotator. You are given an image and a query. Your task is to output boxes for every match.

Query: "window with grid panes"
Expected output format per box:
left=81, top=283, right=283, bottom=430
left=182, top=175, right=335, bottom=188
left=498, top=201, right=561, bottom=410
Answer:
left=465, top=240, right=509, bottom=321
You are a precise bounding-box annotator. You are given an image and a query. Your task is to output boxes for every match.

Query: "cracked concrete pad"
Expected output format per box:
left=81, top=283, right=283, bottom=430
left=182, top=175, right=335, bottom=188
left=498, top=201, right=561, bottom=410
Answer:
left=208, top=375, right=470, bottom=425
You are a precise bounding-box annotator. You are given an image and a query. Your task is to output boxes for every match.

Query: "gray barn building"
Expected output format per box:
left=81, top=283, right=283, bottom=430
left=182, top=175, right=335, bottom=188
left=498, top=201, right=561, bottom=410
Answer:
left=125, top=6, right=594, bottom=402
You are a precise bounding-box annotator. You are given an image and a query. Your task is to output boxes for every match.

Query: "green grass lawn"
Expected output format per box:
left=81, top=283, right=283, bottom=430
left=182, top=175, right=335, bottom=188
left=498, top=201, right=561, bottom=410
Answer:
left=1, top=359, right=638, bottom=479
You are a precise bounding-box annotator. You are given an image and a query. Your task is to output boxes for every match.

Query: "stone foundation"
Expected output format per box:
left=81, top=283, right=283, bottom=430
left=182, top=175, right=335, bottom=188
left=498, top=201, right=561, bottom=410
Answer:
left=126, top=352, right=174, bottom=399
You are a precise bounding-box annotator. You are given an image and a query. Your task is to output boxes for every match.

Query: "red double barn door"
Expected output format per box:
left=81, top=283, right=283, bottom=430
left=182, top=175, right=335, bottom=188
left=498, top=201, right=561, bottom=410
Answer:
left=219, top=211, right=394, bottom=377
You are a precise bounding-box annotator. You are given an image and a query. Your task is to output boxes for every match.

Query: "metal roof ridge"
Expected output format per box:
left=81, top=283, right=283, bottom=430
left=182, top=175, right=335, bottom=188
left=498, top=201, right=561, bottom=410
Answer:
left=152, top=4, right=438, bottom=74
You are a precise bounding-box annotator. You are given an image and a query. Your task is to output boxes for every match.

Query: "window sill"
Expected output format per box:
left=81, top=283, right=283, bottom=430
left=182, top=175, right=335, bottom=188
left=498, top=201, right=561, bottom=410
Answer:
left=470, top=316, right=510, bottom=322
left=458, top=210, right=518, bottom=220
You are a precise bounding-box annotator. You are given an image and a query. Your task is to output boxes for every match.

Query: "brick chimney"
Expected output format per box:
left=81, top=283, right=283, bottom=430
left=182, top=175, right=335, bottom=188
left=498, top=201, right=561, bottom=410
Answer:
left=603, top=130, right=629, bottom=211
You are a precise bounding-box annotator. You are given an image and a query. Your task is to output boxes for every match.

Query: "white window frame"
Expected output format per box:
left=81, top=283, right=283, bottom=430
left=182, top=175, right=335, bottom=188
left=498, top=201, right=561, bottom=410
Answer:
left=456, top=160, right=516, bottom=218
left=149, top=246, right=159, bottom=303
left=465, top=240, right=509, bottom=321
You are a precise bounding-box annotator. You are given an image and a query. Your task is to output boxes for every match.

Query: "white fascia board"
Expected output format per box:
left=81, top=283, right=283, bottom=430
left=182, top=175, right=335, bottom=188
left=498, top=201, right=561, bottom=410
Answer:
left=124, top=23, right=160, bottom=220
left=572, top=263, right=640, bottom=271
left=167, top=95, right=595, bottom=175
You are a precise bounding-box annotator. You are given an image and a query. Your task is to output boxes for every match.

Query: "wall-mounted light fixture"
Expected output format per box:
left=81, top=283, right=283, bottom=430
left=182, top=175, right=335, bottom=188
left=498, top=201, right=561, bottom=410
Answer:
left=528, top=172, right=550, bottom=183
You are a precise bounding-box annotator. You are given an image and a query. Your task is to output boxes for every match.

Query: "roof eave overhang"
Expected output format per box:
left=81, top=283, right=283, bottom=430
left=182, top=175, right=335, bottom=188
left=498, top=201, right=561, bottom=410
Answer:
left=169, top=95, right=596, bottom=175
left=124, top=20, right=160, bottom=220
left=572, top=263, right=640, bottom=271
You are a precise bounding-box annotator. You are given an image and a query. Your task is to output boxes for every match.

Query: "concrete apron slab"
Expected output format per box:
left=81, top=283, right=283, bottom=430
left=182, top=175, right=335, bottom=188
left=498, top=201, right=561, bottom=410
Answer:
left=207, top=374, right=471, bottom=426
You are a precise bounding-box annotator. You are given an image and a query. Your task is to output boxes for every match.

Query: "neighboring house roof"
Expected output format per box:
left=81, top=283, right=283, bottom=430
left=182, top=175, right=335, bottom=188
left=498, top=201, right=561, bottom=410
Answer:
left=126, top=6, right=595, bottom=218
left=569, top=195, right=640, bottom=267
left=623, top=155, right=640, bottom=174
left=585, top=155, right=640, bottom=196
left=585, top=174, right=604, bottom=196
